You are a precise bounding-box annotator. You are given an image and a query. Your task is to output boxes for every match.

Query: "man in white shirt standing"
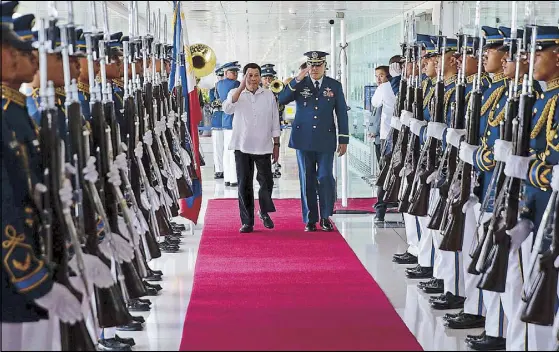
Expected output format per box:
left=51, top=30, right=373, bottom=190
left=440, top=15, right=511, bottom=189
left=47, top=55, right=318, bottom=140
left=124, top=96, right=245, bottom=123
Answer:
left=223, top=63, right=281, bottom=233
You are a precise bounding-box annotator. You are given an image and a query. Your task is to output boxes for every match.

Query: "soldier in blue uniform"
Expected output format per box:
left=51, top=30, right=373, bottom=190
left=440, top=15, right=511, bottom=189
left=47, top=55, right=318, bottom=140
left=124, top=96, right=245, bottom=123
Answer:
left=210, top=66, right=224, bottom=179
left=216, top=61, right=241, bottom=187
left=278, top=51, right=349, bottom=231
left=500, top=25, right=559, bottom=352
left=261, top=64, right=283, bottom=178
left=1, top=17, right=83, bottom=351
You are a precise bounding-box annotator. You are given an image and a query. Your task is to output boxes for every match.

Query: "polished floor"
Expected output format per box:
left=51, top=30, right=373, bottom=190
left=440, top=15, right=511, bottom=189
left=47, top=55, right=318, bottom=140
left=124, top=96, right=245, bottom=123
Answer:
left=125, top=130, right=482, bottom=351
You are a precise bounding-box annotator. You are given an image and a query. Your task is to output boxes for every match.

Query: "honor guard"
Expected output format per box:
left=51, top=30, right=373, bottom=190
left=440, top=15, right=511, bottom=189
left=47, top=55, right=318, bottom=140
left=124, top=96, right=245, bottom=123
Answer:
left=261, top=64, right=283, bottom=178
left=1, top=17, right=83, bottom=351
left=278, top=50, right=349, bottom=232
left=216, top=61, right=241, bottom=187
left=210, top=66, right=224, bottom=179
left=500, top=25, right=559, bottom=351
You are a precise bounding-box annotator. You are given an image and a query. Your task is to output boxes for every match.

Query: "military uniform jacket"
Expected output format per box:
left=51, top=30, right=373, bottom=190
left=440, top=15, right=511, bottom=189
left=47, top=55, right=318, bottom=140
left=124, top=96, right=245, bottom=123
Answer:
left=522, top=78, right=559, bottom=226
left=216, top=78, right=240, bottom=130
left=278, top=76, right=349, bottom=152
left=418, top=76, right=436, bottom=144
left=209, top=87, right=223, bottom=129
left=2, top=85, right=52, bottom=323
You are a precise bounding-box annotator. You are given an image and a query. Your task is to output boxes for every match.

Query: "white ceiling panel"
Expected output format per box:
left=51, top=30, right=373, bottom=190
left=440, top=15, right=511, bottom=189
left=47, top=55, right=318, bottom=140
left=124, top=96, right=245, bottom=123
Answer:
left=13, top=1, right=559, bottom=77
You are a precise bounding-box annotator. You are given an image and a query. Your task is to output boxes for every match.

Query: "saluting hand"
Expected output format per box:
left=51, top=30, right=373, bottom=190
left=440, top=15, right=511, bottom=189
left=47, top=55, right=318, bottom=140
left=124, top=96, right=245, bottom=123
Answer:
left=337, top=144, right=348, bottom=157
left=296, top=66, right=311, bottom=82
left=239, top=74, right=247, bottom=90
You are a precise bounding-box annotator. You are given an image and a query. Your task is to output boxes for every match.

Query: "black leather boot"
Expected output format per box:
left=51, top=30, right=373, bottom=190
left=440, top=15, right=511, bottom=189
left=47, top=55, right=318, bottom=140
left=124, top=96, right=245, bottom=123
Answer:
left=97, top=338, right=132, bottom=351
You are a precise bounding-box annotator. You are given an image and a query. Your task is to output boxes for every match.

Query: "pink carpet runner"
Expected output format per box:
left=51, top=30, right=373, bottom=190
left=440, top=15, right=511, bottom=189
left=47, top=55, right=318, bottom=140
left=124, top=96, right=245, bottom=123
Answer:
left=179, top=199, right=422, bottom=351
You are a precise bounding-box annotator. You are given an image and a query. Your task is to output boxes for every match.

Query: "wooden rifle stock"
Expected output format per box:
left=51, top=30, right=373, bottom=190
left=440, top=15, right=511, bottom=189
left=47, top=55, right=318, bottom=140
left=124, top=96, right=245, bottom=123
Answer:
left=440, top=89, right=482, bottom=251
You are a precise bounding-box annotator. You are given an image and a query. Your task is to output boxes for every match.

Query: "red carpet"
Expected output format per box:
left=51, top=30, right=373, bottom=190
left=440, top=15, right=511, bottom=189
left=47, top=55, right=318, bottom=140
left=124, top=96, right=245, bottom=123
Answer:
left=179, top=199, right=422, bottom=351
left=334, top=197, right=377, bottom=213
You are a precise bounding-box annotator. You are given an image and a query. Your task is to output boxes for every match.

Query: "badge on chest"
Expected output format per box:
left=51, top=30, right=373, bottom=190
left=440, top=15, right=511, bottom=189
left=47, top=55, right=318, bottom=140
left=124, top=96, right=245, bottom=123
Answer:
left=300, top=87, right=313, bottom=99
left=323, top=87, right=334, bottom=98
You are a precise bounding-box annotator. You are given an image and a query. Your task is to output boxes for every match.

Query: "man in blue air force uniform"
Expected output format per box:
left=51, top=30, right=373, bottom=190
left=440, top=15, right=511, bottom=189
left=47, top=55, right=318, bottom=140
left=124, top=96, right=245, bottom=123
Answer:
left=278, top=51, right=349, bottom=232
left=209, top=66, right=224, bottom=179
left=216, top=61, right=241, bottom=187
left=1, top=12, right=83, bottom=350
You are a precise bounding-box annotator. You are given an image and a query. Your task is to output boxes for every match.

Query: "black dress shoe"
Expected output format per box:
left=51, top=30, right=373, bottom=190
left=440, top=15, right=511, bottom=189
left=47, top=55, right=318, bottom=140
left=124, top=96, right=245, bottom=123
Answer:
left=170, top=223, right=186, bottom=231
left=136, top=298, right=152, bottom=306
left=258, top=211, right=274, bottom=229
left=417, top=277, right=437, bottom=288
left=320, top=218, right=334, bottom=231
left=225, top=182, right=231, bottom=186
left=467, top=335, right=506, bottom=351
left=429, top=293, right=446, bottom=302
left=430, top=292, right=466, bottom=310
left=421, top=278, right=444, bottom=294
left=130, top=315, right=145, bottom=323
left=393, top=252, right=418, bottom=264
left=305, top=222, right=317, bottom=232
left=159, top=242, right=179, bottom=253
left=443, top=309, right=463, bottom=321
left=240, top=224, right=253, bottom=233
left=116, top=320, right=143, bottom=331
left=465, top=330, right=486, bottom=343
left=406, top=266, right=433, bottom=279
left=144, top=286, right=159, bottom=296
left=229, top=182, right=238, bottom=187
left=406, top=264, right=422, bottom=273
left=115, top=334, right=136, bottom=347
left=144, top=271, right=163, bottom=281
left=98, top=338, right=132, bottom=351
left=445, top=313, right=485, bottom=329
left=214, top=172, right=224, bottom=179
left=393, top=251, right=411, bottom=259
left=127, top=299, right=150, bottom=312
left=143, top=280, right=163, bottom=291
left=150, top=269, right=163, bottom=276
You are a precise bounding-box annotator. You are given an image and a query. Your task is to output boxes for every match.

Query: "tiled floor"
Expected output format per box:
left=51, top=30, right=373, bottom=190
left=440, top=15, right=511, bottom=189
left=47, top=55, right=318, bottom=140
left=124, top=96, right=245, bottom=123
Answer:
left=124, top=130, right=479, bottom=351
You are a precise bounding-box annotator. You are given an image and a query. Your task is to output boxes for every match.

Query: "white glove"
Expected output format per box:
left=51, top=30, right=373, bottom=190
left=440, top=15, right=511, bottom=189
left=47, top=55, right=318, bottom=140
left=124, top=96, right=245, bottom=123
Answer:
left=34, top=282, right=83, bottom=324
left=551, top=165, right=559, bottom=192
left=390, top=117, right=402, bottom=130
left=59, top=179, right=74, bottom=208
left=135, top=142, right=144, bottom=160
left=400, top=110, right=413, bottom=127
left=427, top=170, right=439, bottom=185
left=114, top=153, right=128, bottom=171
left=119, top=142, right=128, bottom=153
left=140, top=191, right=151, bottom=211
left=554, top=256, right=559, bottom=269
left=426, top=122, right=447, bottom=141
left=64, top=163, right=76, bottom=176
left=180, top=147, right=192, bottom=165
left=494, top=139, right=513, bottom=162
left=462, top=195, right=479, bottom=214
left=83, top=157, right=99, bottom=184
left=459, top=142, right=478, bottom=166
left=143, top=131, right=153, bottom=146
left=98, top=232, right=134, bottom=264
left=117, top=215, right=132, bottom=242
left=504, top=155, right=533, bottom=180
left=410, top=119, right=428, bottom=137
left=107, top=164, right=122, bottom=187
left=507, top=218, right=533, bottom=251
left=68, top=253, right=114, bottom=289
left=480, top=212, right=492, bottom=225
left=446, top=128, right=467, bottom=148
left=389, top=62, right=402, bottom=77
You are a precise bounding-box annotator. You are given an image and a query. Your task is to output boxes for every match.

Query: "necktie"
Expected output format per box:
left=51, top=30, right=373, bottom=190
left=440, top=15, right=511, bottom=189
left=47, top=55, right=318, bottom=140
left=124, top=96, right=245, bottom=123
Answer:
left=314, top=80, right=320, bottom=95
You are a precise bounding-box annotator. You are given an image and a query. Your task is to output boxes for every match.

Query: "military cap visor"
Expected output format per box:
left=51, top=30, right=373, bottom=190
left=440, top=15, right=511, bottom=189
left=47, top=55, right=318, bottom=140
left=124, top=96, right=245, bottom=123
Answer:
left=533, top=25, right=559, bottom=50
left=1, top=23, right=34, bottom=51
left=1, top=1, right=18, bottom=26
left=304, top=51, right=328, bottom=65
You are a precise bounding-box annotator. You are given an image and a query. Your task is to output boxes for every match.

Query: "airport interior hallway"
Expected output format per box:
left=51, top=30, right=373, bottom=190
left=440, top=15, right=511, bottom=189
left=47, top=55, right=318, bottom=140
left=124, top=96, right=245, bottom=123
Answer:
left=127, top=130, right=484, bottom=351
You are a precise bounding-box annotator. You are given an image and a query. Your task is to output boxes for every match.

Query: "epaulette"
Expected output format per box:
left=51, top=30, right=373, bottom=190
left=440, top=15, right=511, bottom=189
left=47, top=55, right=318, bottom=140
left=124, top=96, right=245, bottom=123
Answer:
left=424, top=83, right=435, bottom=105
left=77, top=81, right=90, bottom=95
left=443, top=84, right=456, bottom=118
left=546, top=77, right=559, bottom=92
left=528, top=159, right=552, bottom=190
left=1, top=85, right=27, bottom=109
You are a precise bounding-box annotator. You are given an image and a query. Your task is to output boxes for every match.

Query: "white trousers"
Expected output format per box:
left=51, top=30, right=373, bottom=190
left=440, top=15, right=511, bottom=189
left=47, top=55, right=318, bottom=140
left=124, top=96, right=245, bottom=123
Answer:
left=223, top=130, right=237, bottom=184
left=417, top=215, right=435, bottom=268
left=462, top=204, right=486, bottom=316
left=212, top=129, right=224, bottom=173
left=403, top=213, right=420, bottom=257
left=2, top=319, right=60, bottom=351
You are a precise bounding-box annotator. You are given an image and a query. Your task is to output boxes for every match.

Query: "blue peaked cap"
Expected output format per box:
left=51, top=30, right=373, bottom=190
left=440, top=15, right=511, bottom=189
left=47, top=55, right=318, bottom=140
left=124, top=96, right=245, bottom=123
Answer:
left=221, top=61, right=241, bottom=72
left=304, top=50, right=328, bottom=64
left=534, top=25, right=559, bottom=49
left=1, top=1, right=18, bottom=26
left=12, top=13, right=34, bottom=41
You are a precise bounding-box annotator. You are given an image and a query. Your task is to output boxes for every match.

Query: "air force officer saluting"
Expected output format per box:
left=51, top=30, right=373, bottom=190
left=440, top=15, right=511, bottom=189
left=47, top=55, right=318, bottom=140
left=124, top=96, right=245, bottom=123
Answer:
left=278, top=51, right=349, bottom=232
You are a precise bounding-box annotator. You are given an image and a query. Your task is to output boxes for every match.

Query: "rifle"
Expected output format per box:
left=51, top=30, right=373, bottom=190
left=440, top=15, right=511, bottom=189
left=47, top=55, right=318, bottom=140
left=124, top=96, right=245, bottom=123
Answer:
left=375, top=15, right=410, bottom=190
left=477, top=8, right=528, bottom=291
left=398, top=15, right=424, bottom=213
left=38, top=9, right=95, bottom=348
left=408, top=35, right=446, bottom=218
left=382, top=15, right=414, bottom=203
left=438, top=1, right=483, bottom=252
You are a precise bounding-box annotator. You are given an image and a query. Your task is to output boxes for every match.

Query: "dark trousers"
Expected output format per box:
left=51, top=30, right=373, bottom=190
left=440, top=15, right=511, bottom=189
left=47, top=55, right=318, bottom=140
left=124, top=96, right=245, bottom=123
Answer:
left=235, top=151, right=276, bottom=226
left=374, top=143, right=381, bottom=164
left=375, top=139, right=388, bottom=217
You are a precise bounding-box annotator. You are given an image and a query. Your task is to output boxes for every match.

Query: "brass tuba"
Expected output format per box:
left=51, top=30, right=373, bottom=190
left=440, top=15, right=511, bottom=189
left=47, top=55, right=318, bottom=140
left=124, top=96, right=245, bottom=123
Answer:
left=270, top=79, right=284, bottom=94
left=189, top=43, right=217, bottom=78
